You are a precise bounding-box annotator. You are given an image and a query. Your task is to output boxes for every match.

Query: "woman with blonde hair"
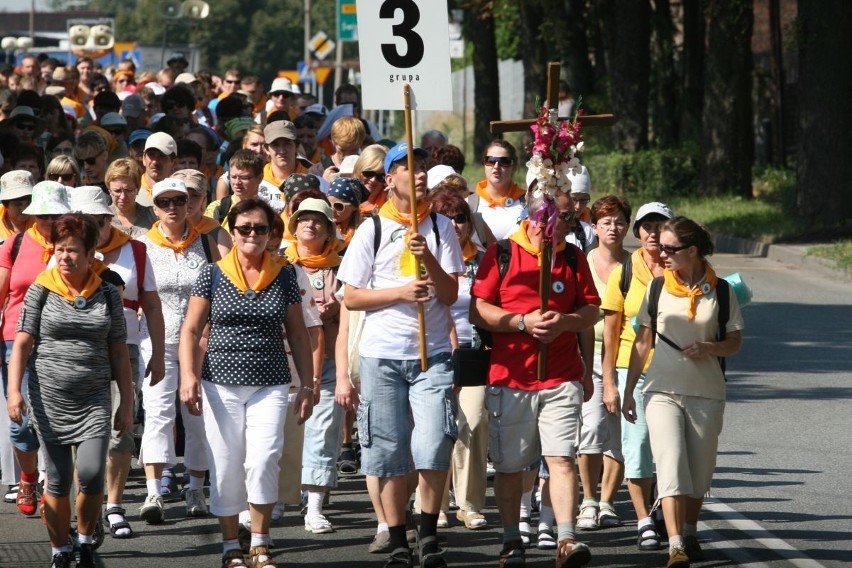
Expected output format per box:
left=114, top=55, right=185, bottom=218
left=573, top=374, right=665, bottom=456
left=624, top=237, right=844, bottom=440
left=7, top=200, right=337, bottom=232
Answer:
left=106, top=158, right=157, bottom=238
left=352, top=144, right=387, bottom=216
left=45, top=156, right=81, bottom=188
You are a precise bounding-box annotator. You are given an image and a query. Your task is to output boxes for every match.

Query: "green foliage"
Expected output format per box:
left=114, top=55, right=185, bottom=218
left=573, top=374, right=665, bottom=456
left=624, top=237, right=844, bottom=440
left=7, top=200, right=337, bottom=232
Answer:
left=752, top=166, right=796, bottom=212
left=807, top=241, right=852, bottom=272
left=494, top=0, right=521, bottom=60
left=671, top=195, right=799, bottom=243
left=585, top=145, right=701, bottom=201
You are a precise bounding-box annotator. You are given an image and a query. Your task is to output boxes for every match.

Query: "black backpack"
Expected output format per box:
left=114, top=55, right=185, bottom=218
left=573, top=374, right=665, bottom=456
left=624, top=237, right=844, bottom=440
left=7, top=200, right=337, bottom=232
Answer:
left=370, top=210, right=440, bottom=256
left=646, top=276, right=731, bottom=376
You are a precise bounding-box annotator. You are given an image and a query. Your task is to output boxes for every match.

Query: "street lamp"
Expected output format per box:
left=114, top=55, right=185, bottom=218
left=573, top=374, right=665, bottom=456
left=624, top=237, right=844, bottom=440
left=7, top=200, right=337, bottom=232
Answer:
left=159, top=0, right=209, bottom=67
left=2, top=36, right=34, bottom=66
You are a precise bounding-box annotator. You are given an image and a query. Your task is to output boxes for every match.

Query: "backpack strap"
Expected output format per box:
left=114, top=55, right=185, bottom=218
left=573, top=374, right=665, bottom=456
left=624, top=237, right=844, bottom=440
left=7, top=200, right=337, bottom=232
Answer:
left=217, top=195, right=232, bottom=222
left=11, top=232, right=24, bottom=263
left=429, top=212, right=440, bottom=250
left=647, top=276, right=667, bottom=349
left=122, top=240, right=148, bottom=311
left=371, top=211, right=440, bottom=257
left=619, top=254, right=633, bottom=298
left=715, top=278, right=730, bottom=377
left=210, top=263, right=222, bottom=296
left=200, top=233, right=215, bottom=264
left=496, top=239, right=511, bottom=279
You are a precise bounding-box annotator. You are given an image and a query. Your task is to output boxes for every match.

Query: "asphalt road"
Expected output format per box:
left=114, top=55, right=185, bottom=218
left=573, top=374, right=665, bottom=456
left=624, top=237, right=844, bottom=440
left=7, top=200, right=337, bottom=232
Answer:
left=2, top=248, right=850, bottom=567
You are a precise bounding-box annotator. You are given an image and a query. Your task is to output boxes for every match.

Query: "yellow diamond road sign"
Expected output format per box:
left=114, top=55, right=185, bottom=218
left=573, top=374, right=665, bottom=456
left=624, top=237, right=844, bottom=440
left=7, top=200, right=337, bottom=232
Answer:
left=309, top=31, right=336, bottom=61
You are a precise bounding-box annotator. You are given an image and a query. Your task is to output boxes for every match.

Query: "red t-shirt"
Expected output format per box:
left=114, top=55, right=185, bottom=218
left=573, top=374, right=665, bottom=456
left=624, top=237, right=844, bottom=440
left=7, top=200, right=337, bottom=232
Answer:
left=0, top=233, right=50, bottom=341
left=471, top=240, right=601, bottom=390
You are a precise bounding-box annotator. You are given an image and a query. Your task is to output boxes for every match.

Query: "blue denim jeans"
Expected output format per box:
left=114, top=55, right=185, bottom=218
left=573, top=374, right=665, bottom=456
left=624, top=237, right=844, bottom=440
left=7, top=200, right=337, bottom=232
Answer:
left=2, top=340, right=41, bottom=452
left=357, top=353, right=457, bottom=477
left=301, top=358, right=344, bottom=487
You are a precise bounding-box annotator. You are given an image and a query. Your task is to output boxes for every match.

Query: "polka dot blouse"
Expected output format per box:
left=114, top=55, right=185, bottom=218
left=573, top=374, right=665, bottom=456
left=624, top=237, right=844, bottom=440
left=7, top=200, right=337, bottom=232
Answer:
left=192, top=263, right=301, bottom=386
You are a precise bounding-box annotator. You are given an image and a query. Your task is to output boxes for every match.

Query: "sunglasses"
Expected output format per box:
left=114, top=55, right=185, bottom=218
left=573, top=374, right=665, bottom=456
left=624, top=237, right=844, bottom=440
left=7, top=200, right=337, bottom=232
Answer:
left=224, top=79, right=240, bottom=84
left=449, top=213, right=469, bottom=224
left=80, top=156, right=100, bottom=166
left=483, top=156, right=513, bottom=167
left=233, top=224, right=270, bottom=236
left=659, top=243, right=691, bottom=255
left=361, top=170, right=384, bottom=181
left=164, top=102, right=187, bottom=111
left=105, top=128, right=125, bottom=136
left=270, top=92, right=289, bottom=98
left=49, top=173, right=76, bottom=182
left=154, top=195, right=188, bottom=208
left=331, top=202, right=350, bottom=212
left=15, top=123, right=36, bottom=132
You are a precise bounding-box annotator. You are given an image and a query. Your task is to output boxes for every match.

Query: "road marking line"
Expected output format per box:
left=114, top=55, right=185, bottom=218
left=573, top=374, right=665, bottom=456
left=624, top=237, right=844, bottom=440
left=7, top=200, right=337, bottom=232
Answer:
left=703, top=495, right=828, bottom=567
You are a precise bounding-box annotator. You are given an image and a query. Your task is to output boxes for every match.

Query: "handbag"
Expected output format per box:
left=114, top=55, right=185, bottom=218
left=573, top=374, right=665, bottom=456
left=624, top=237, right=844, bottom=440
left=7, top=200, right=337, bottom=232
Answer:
left=451, top=346, right=490, bottom=388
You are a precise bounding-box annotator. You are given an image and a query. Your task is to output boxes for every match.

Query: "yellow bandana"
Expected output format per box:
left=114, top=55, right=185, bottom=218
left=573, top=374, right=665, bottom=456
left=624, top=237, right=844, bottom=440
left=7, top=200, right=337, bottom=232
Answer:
left=663, top=261, right=719, bottom=321
left=508, top=220, right=566, bottom=267
left=0, top=206, right=32, bottom=241
left=462, top=239, right=479, bottom=263
left=191, top=215, right=222, bottom=234
left=359, top=190, right=387, bottom=215
left=217, top=248, right=285, bottom=294
left=284, top=239, right=341, bottom=269
left=27, top=225, right=54, bottom=264
left=34, top=266, right=102, bottom=303
left=98, top=227, right=131, bottom=254
left=378, top=199, right=430, bottom=227
left=263, top=162, right=284, bottom=188
left=145, top=222, right=200, bottom=255
left=475, top=180, right=525, bottom=208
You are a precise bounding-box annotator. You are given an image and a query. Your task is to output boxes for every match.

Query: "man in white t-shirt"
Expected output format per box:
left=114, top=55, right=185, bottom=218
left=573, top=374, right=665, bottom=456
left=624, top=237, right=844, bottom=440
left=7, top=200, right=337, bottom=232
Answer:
left=337, top=143, right=464, bottom=568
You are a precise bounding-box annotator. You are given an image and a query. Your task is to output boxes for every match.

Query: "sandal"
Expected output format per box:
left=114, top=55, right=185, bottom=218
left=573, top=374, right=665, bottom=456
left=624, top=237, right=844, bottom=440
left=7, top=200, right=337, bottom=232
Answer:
left=419, top=535, right=446, bottom=568
left=248, top=545, right=275, bottom=568
left=455, top=509, right=487, bottom=530
left=221, top=549, right=248, bottom=567
left=105, top=506, right=134, bottom=539
left=337, top=445, right=358, bottom=476
left=637, top=523, right=662, bottom=551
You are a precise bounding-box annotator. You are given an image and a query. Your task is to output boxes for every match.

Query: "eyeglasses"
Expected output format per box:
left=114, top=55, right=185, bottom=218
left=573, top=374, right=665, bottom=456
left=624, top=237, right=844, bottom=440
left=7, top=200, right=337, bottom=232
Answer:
left=483, top=156, right=513, bottom=168
left=595, top=219, right=627, bottom=230
left=659, top=243, right=691, bottom=255
left=361, top=170, right=384, bottom=181
left=224, top=78, right=240, bottom=84
left=331, top=202, right=350, bottom=212
left=164, top=102, right=187, bottom=111
left=153, top=195, right=188, bottom=208
left=80, top=156, right=101, bottom=166
left=48, top=173, right=76, bottom=183
left=14, top=123, right=36, bottom=132
left=233, top=224, right=270, bottom=236
left=229, top=174, right=256, bottom=183
left=640, top=221, right=664, bottom=233
left=297, top=216, right=325, bottom=226
left=449, top=213, right=469, bottom=224
left=110, top=188, right=136, bottom=195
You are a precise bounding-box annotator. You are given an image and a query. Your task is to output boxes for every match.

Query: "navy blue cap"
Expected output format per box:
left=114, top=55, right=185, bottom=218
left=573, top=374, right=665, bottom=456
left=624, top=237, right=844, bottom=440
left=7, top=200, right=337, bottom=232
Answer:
left=128, top=129, right=153, bottom=146
left=383, top=142, right=428, bottom=174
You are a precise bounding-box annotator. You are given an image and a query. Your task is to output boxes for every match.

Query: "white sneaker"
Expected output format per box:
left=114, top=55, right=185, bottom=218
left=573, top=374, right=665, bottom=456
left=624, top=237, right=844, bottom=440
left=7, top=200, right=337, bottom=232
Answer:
left=577, top=502, right=599, bottom=530
left=238, top=509, right=252, bottom=531
left=139, top=494, right=164, bottom=524
left=185, top=488, right=208, bottom=517
left=304, top=513, right=334, bottom=534
left=271, top=502, right=286, bottom=523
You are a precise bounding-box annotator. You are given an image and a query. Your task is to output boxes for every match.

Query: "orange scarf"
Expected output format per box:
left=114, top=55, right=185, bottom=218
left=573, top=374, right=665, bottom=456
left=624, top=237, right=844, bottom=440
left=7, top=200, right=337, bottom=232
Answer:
left=0, top=206, right=32, bottom=241
left=285, top=239, right=341, bottom=269
left=359, top=190, right=387, bottom=215
left=263, top=162, right=285, bottom=188
left=217, top=248, right=284, bottom=294
left=338, top=224, right=355, bottom=248
left=27, top=225, right=54, bottom=264
left=145, top=222, right=200, bottom=255
left=663, top=261, right=719, bottom=321
left=578, top=209, right=591, bottom=223
left=632, top=248, right=656, bottom=286
left=191, top=215, right=222, bottom=234
left=462, top=239, right=479, bottom=263
left=98, top=227, right=131, bottom=254
left=475, top=180, right=525, bottom=208
left=508, top=221, right=566, bottom=267
left=378, top=199, right=430, bottom=227
left=34, top=266, right=102, bottom=303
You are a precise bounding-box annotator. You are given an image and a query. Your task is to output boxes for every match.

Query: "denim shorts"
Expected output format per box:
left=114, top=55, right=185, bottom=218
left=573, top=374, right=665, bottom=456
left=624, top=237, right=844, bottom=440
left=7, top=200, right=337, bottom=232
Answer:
left=2, top=340, right=40, bottom=453
left=617, top=368, right=654, bottom=479
left=301, top=357, right=344, bottom=487
left=357, top=353, right=457, bottom=477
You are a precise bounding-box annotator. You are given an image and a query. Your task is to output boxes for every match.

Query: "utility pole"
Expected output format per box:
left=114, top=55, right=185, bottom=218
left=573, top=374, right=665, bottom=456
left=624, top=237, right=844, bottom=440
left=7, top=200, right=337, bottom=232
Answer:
left=304, top=0, right=312, bottom=93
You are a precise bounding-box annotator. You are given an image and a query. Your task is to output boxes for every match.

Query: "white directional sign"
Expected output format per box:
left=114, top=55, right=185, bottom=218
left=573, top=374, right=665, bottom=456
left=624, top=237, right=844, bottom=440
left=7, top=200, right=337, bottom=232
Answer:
left=356, top=0, right=453, bottom=111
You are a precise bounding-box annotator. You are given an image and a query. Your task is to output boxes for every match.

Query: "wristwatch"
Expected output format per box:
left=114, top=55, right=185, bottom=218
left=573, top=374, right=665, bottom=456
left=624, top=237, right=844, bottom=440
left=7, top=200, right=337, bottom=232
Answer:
left=517, top=314, right=526, bottom=332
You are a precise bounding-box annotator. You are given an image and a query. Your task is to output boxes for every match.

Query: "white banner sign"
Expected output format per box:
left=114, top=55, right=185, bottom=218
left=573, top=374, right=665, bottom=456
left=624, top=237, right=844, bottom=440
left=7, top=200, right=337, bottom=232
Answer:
left=356, top=0, right=453, bottom=111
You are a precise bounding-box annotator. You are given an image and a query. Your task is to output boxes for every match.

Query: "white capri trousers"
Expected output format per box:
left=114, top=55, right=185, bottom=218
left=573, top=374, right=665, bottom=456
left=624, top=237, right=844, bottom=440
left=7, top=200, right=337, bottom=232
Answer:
left=645, top=391, right=725, bottom=499
left=202, top=380, right=289, bottom=517
left=140, top=343, right=208, bottom=470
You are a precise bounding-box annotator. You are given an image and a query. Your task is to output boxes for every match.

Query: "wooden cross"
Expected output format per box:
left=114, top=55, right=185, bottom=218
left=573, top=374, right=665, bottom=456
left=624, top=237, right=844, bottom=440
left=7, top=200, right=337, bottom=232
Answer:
left=488, top=62, right=614, bottom=381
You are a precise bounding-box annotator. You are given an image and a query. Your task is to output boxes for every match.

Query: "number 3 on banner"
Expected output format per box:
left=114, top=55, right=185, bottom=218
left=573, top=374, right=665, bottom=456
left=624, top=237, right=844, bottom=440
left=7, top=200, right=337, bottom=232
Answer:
left=380, top=0, right=424, bottom=68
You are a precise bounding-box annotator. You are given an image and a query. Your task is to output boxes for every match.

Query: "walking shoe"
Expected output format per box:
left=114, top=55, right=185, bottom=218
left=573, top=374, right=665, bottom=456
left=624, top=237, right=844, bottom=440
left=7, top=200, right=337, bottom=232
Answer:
left=304, top=513, right=334, bottom=534
left=519, top=516, right=532, bottom=546
left=384, top=547, right=413, bottom=568
left=597, top=503, right=622, bottom=528
left=419, top=535, right=446, bottom=568
left=456, top=509, right=488, bottom=530
left=160, top=469, right=181, bottom=502
left=4, top=484, right=19, bottom=503
left=50, top=551, right=73, bottom=568
left=576, top=502, right=599, bottom=530
left=555, top=538, right=591, bottom=568
left=436, top=510, right=449, bottom=528
left=498, top=539, right=526, bottom=567
left=185, top=488, right=208, bottom=517
left=448, top=489, right=458, bottom=510
left=369, top=530, right=392, bottom=553
left=667, top=546, right=691, bottom=568
left=248, top=545, right=275, bottom=568
left=139, top=493, right=164, bottom=524
left=221, top=549, right=247, bottom=567
left=16, top=480, right=38, bottom=515
left=270, top=502, right=286, bottom=523
left=76, top=543, right=95, bottom=568
left=683, top=535, right=704, bottom=561
left=637, top=523, right=662, bottom=550
left=536, top=527, right=557, bottom=549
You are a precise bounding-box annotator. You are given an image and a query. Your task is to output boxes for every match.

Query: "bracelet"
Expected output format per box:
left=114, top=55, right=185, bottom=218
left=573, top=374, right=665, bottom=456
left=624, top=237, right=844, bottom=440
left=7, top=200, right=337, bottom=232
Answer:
left=299, top=385, right=314, bottom=393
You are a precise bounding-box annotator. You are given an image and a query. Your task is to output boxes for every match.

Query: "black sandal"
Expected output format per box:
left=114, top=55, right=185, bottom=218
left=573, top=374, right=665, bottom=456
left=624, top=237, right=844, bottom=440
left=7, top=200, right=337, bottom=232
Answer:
left=104, top=506, right=134, bottom=539
left=337, top=445, right=359, bottom=476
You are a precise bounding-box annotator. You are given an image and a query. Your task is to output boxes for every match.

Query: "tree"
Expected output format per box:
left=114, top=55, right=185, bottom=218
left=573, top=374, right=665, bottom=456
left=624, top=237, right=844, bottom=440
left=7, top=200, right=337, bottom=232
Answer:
left=558, top=0, right=594, bottom=97
left=700, top=0, right=753, bottom=197
left=796, top=0, right=852, bottom=225
left=464, top=1, right=502, bottom=158
left=679, top=0, right=706, bottom=145
left=518, top=0, right=550, bottom=119
left=609, top=0, right=651, bottom=151
left=649, top=0, right=678, bottom=147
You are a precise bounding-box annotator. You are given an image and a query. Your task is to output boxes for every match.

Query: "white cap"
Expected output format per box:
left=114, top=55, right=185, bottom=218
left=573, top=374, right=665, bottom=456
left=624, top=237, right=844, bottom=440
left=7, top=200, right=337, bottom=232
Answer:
left=268, top=77, right=300, bottom=95
left=427, top=165, right=458, bottom=190
left=69, top=186, right=113, bottom=216
left=567, top=165, right=591, bottom=195
left=174, top=72, right=198, bottom=85
left=144, top=132, right=177, bottom=156
left=152, top=178, right=188, bottom=199
left=633, top=201, right=674, bottom=237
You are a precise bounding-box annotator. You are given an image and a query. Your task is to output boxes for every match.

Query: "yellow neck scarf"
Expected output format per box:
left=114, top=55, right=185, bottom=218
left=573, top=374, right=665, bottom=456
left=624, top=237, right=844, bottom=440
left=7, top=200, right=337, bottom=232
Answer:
left=285, top=239, right=341, bottom=269
left=191, top=215, right=222, bottom=234
left=337, top=223, right=356, bottom=248
left=0, top=207, right=32, bottom=241
left=145, top=221, right=200, bottom=255
left=663, top=261, right=719, bottom=321
left=263, top=162, right=284, bottom=188
left=378, top=199, right=430, bottom=226
left=632, top=248, right=656, bottom=286
left=462, top=239, right=479, bottom=263
left=359, top=190, right=387, bottom=215
left=217, top=248, right=284, bottom=294
left=508, top=221, right=566, bottom=267
left=27, top=224, right=54, bottom=264
left=35, top=266, right=102, bottom=303
left=98, top=227, right=131, bottom=254
left=475, top=180, right=525, bottom=208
